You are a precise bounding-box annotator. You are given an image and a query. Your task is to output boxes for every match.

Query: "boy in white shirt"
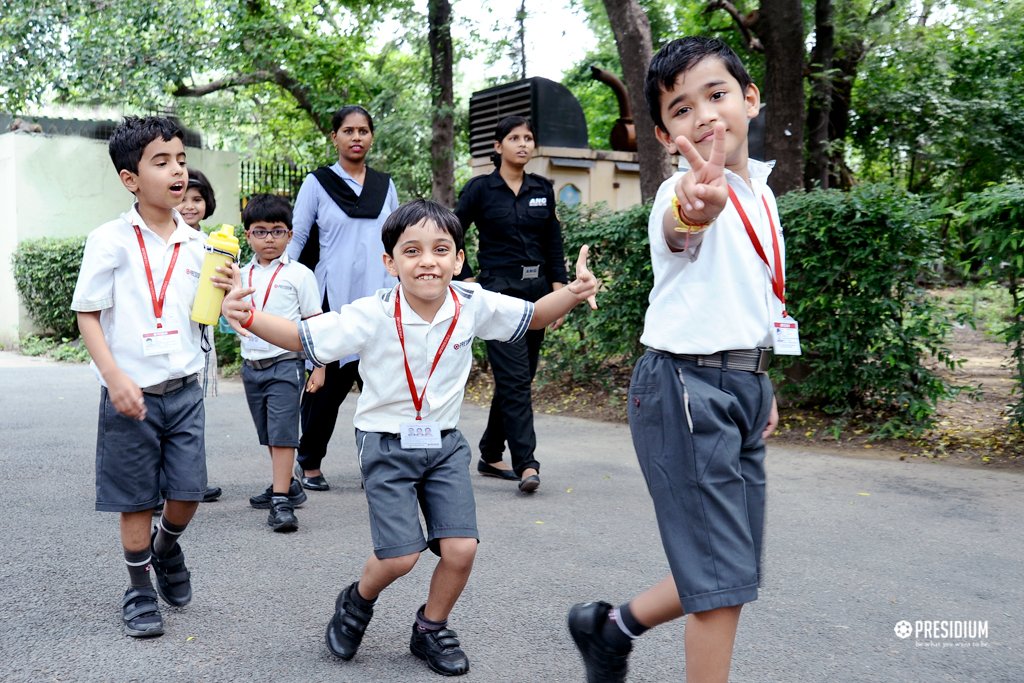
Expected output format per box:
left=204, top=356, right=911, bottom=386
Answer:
left=72, top=116, right=207, bottom=638
left=218, top=198, right=597, bottom=676
left=237, top=194, right=322, bottom=531
left=568, top=37, right=787, bottom=683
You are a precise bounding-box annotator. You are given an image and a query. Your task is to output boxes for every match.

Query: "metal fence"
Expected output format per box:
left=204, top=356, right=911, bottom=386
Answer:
left=238, top=160, right=312, bottom=210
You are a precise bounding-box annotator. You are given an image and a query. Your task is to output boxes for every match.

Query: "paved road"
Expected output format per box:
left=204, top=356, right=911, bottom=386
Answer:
left=2, top=353, right=1022, bottom=682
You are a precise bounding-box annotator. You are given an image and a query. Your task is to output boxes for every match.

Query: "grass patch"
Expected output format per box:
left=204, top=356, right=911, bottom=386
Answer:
left=19, top=335, right=91, bottom=363
left=936, top=283, right=1015, bottom=339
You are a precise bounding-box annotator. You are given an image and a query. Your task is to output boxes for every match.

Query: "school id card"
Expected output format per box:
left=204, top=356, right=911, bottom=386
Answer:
left=400, top=421, right=443, bottom=449
left=772, top=315, right=802, bottom=355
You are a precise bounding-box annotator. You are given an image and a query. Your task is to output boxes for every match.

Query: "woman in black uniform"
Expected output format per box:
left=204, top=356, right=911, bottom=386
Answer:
left=455, top=115, right=568, bottom=494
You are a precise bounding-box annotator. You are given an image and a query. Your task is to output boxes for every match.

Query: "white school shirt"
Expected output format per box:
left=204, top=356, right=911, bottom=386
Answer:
left=287, top=163, right=400, bottom=366
left=71, top=204, right=206, bottom=388
left=299, top=282, right=533, bottom=432
left=640, top=158, right=786, bottom=355
left=241, top=253, right=322, bottom=361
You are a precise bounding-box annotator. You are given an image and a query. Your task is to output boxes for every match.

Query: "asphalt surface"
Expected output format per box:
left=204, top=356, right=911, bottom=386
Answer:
left=2, top=352, right=1022, bottom=683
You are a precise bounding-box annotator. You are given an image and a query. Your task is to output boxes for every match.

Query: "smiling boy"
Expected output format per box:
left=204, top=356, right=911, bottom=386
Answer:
left=72, top=116, right=208, bottom=638
left=568, top=37, right=790, bottom=683
left=218, top=198, right=597, bottom=676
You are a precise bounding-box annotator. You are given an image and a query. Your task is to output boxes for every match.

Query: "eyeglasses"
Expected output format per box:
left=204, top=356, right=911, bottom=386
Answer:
left=250, top=228, right=290, bottom=239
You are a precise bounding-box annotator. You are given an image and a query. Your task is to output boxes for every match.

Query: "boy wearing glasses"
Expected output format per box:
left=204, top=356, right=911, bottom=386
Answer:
left=240, top=194, right=322, bottom=531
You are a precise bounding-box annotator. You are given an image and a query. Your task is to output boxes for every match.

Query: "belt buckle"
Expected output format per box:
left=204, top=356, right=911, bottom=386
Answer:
left=755, top=349, right=772, bottom=374
left=521, top=265, right=540, bottom=279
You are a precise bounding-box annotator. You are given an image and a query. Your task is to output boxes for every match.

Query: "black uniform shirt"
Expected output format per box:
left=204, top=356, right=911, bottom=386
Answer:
left=454, top=169, right=569, bottom=283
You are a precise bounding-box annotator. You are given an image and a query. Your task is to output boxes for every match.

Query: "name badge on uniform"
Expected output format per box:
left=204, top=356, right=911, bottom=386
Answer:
left=772, top=316, right=802, bottom=356
left=400, top=421, right=443, bottom=449
left=142, top=328, right=182, bottom=356
left=528, top=197, right=547, bottom=207
left=242, top=334, right=271, bottom=352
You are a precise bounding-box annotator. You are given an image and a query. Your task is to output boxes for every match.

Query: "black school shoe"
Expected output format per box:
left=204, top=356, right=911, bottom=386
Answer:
left=249, top=479, right=307, bottom=509
left=150, top=531, right=192, bottom=607
left=567, top=601, right=631, bottom=683
left=325, top=582, right=374, bottom=660
left=410, top=623, right=470, bottom=676
left=268, top=496, right=298, bottom=532
left=121, top=586, right=164, bottom=638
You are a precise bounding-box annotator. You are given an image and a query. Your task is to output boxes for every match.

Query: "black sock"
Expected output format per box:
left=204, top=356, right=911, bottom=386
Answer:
left=415, top=604, right=447, bottom=633
left=350, top=582, right=376, bottom=608
left=124, top=548, right=153, bottom=589
left=601, top=603, right=648, bottom=651
left=153, top=516, right=187, bottom=556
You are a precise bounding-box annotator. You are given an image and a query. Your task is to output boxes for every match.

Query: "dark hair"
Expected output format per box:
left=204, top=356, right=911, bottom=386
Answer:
left=243, top=194, right=293, bottom=230
left=645, top=37, right=753, bottom=132
left=331, top=105, right=374, bottom=133
left=186, top=168, right=216, bottom=218
left=490, top=115, right=534, bottom=169
left=108, top=116, right=184, bottom=175
left=381, top=199, right=464, bottom=256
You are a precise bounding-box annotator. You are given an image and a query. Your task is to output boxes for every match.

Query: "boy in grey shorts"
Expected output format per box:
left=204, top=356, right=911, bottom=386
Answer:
left=237, top=194, right=321, bottom=532
left=218, top=199, right=598, bottom=676
left=72, top=116, right=208, bottom=638
left=569, top=37, right=794, bottom=683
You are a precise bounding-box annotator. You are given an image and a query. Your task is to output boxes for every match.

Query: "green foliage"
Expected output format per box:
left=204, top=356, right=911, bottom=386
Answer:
left=11, top=237, right=86, bottom=338
left=955, top=182, right=1024, bottom=428
left=18, top=335, right=91, bottom=363
left=775, top=183, right=963, bottom=436
left=542, top=202, right=652, bottom=385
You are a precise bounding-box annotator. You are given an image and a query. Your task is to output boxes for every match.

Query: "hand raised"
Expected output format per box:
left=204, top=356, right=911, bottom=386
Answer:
left=218, top=263, right=256, bottom=337
left=567, top=244, right=598, bottom=310
left=674, top=121, right=729, bottom=225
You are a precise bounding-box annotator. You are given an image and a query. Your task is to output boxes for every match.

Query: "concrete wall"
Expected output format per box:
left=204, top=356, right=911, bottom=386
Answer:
left=469, top=146, right=642, bottom=211
left=0, top=131, right=239, bottom=346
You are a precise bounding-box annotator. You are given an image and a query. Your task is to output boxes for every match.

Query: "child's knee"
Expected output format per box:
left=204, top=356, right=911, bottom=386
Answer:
left=439, top=537, right=477, bottom=570
left=379, top=552, right=420, bottom=577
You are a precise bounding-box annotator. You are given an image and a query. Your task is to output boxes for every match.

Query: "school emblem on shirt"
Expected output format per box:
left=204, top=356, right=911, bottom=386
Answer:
left=529, top=197, right=547, bottom=207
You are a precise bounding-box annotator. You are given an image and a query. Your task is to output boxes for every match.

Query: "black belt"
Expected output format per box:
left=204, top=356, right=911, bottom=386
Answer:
left=653, top=348, right=772, bottom=374
left=244, top=351, right=305, bottom=370
left=142, top=374, right=199, bottom=396
left=481, top=264, right=544, bottom=280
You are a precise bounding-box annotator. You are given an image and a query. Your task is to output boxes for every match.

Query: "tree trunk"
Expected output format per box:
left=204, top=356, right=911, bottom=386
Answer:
left=601, top=0, right=672, bottom=203
left=429, top=0, right=455, bottom=207
left=805, top=0, right=834, bottom=189
left=751, top=0, right=805, bottom=195
left=826, top=42, right=864, bottom=189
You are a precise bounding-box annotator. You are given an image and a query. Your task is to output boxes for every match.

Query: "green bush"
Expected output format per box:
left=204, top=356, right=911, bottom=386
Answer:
left=955, top=182, right=1024, bottom=429
left=11, top=237, right=87, bottom=338
left=776, top=183, right=962, bottom=435
left=542, top=202, right=652, bottom=386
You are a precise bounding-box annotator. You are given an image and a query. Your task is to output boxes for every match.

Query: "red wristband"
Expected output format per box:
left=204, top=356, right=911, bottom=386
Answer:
left=241, top=309, right=255, bottom=329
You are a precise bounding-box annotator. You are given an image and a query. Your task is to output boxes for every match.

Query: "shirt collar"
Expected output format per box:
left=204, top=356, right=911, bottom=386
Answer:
left=247, top=251, right=292, bottom=269
left=386, top=283, right=457, bottom=324
left=125, top=204, right=199, bottom=245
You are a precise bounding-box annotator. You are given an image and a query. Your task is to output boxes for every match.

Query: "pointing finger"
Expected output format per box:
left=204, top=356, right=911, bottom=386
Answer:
left=676, top=135, right=706, bottom=173
left=575, top=244, right=590, bottom=275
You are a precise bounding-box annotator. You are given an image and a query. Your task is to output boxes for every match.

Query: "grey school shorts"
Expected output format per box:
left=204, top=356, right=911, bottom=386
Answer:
left=356, top=428, right=478, bottom=560
left=241, top=358, right=304, bottom=447
left=628, top=349, right=774, bottom=614
left=95, top=379, right=207, bottom=512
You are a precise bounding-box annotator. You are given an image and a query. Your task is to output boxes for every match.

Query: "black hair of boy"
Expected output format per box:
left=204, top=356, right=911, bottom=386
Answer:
left=489, top=115, right=534, bottom=169
left=331, top=105, right=374, bottom=133
left=187, top=168, right=217, bottom=218
left=107, top=116, right=184, bottom=175
left=381, top=198, right=465, bottom=256
left=243, top=194, right=293, bottom=230
left=644, top=37, right=754, bottom=132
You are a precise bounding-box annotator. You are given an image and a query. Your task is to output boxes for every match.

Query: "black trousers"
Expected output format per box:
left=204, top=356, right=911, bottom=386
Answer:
left=477, top=273, right=551, bottom=476
left=296, top=359, right=361, bottom=471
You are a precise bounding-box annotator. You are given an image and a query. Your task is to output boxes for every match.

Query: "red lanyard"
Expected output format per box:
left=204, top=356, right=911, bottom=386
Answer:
left=394, top=286, right=461, bottom=420
left=133, top=225, right=180, bottom=328
left=727, top=186, right=786, bottom=315
left=248, top=262, right=285, bottom=311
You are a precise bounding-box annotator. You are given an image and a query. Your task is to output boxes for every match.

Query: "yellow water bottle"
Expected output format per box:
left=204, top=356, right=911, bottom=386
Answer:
left=191, top=225, right=240, bottom=325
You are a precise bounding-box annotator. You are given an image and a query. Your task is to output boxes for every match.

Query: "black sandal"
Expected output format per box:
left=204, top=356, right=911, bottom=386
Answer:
left=151, top=532, right=193, bottom=607
left=121, top=586, right=164, bottom=638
